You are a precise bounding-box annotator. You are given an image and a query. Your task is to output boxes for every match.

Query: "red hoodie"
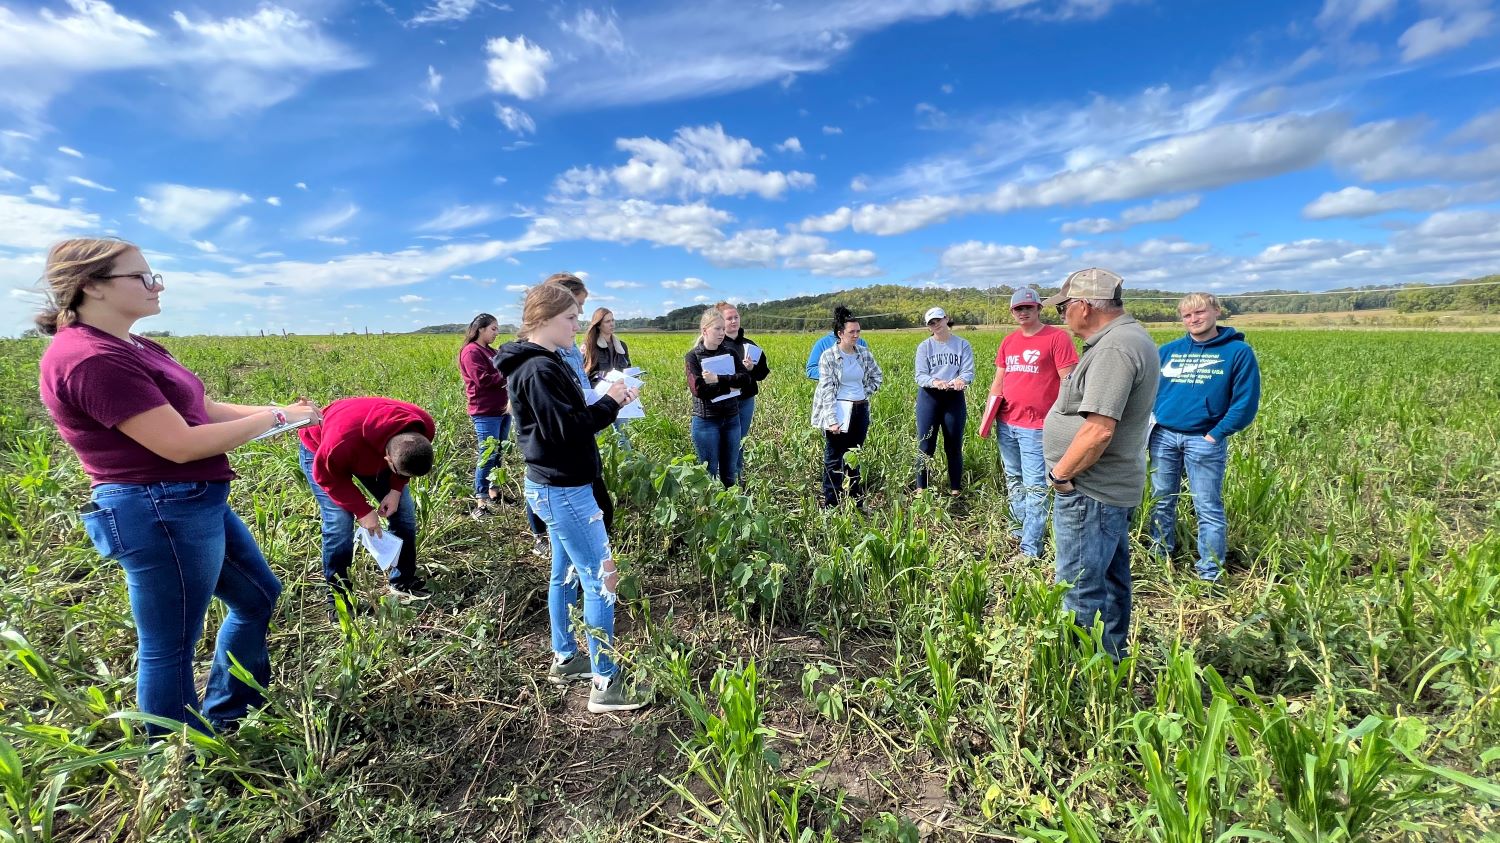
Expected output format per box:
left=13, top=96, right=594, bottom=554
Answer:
left=299, top=397, right=435, bottom=517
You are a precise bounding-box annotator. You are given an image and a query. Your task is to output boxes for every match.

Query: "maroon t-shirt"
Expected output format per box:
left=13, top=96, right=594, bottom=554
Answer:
left=39, top=324, right=234, bottom=485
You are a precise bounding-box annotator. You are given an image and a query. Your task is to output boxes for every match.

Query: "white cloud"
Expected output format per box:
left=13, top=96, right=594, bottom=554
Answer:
left=562, top=8, right=626, bottom=54
left=789, top=249, right=882, bottom=278
left=57, top=145, right=83, bottom=158
left=555, top=124, right=814, bottom=200
left=529, top=197, right=731, bottom=252
left=64, top=175, right=114, bottom=192
left=410, top=0, right=492, bottom=26
left=661, top=277, right=710, bottom=290
left=0, top=194, right=100, bottom=249
left=939, top=241, right=1071, bottom=281
left=495, top=103, right=536, bottom=134
left=298, top=203, right=360, bottom=238
left=266, top=196, right=281, bottom=206
left=399, top=294, right=426, bottom=303
left=605, top=280, right=643, bottom=288
left=485, top=36, right=553, bottom=100
left=776, top=137, right=803, bottom=154
left=418, top=204, right=500, bottom=231
left=1302, top=180, right=1500, bottom=218
left=849, top=176, right=870, bottom=192
left=29, top=185, right=60, bottom=202
left=700, top=228, right=828, bottom=267
left=192, top=239, right=218, bottom=253
left=1399, top=11, right=1493, bottom=62
left=822, top=125, right=843, bottom=135
left=1314, top=0, right=1396, bottom=31
left=1331, top=116, right=1500, bottom=182
left=295, top=181, right=308, bottom=190
left=1061, top=195, right=1201, bottom=234
left=815, top=113, right=1345, bottom=237
left=0, top=2, right=363, bottom=119
left=0, top=167, right=17, bottom=181
left=798, top=207, right=853, bottom=233
left=504, top=283, right=529, bottom=292
left=546, top=1, right=1128, bottom=110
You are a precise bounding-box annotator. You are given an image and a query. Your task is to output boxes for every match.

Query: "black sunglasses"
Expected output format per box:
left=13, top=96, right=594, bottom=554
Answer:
left=97, top=272, right=164, bottom=292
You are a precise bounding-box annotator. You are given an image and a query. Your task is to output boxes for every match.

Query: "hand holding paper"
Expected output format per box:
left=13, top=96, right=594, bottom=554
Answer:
left=356, top=526, right=403, bottom=573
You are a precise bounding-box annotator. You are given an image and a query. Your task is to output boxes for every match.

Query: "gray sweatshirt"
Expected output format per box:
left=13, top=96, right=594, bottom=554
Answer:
left=915, top=335, right=975, bottom=388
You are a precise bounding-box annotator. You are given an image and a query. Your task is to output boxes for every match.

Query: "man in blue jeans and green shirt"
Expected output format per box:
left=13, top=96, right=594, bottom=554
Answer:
left=1042, top=268, right=1160, bottom=661
left=1148, top=293, right=1261, bottom=582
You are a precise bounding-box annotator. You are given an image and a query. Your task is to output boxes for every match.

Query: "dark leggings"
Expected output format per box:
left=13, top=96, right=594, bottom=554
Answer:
left=916, top=388, right=967, bottom=491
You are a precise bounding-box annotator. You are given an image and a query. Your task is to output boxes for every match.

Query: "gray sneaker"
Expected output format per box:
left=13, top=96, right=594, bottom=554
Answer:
left=587, top=676, right=652, bottom=713
left=547, top=654, right=593, bottom=686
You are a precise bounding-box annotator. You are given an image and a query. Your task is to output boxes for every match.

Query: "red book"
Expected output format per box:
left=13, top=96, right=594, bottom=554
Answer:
left=978, top=395, right=1003, bottom=438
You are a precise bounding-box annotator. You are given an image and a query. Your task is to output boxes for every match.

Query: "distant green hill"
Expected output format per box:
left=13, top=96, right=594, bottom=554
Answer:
left=613, top=276, right=1498, bottom=332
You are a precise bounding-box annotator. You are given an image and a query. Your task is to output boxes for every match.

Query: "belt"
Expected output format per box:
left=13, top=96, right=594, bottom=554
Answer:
left=844, top=399, right=868, bottom=405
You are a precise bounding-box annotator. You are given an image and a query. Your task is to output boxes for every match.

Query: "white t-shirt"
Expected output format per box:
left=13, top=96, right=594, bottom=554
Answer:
left=835, top=352, right=866, bottom=401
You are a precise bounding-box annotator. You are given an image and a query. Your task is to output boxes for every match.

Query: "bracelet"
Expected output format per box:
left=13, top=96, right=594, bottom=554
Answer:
left=1048, top=469, right=1071, bottom=486
left=271, top=408, right=288, bottom=426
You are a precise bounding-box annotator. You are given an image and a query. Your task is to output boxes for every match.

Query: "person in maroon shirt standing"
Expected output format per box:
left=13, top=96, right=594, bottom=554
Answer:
left=297, top=396, right=435, bottom=613
left=36, top=237, right=321, bottom=734
left=458, top=313, right=509, bottom=519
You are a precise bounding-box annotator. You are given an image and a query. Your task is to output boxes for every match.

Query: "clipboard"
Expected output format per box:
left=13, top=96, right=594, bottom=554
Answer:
left=250, top=417, right=314, bottom=442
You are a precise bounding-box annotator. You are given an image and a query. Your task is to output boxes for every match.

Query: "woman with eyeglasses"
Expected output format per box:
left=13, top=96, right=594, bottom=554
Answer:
left=36, top=238, right=320, bottom=734
left=458, top=313, right=509, bottom=519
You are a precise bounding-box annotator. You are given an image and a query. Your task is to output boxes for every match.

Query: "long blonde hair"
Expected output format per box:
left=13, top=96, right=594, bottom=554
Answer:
left=520, top=284, right=578, bottom=339
left=34, top=238, right=136, bottom=336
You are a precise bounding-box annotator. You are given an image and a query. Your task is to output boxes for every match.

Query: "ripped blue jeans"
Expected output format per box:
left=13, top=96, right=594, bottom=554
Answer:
left=524, top=478, right=618, bottom=680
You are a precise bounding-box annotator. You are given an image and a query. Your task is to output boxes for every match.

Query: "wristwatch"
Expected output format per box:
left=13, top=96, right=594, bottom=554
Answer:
left=271, top=408, right=288, bottom=426
left=1047, top=469, right=1071, bottom=487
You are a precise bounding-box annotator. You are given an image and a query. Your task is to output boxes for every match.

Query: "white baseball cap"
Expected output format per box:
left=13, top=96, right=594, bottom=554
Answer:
left=924, top=306, right=947, bottom=324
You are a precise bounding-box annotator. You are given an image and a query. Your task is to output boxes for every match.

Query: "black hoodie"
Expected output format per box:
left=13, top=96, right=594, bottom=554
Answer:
left=495, top=340, right=621, bottom=486
left=723, top=329, right=771, bottom=399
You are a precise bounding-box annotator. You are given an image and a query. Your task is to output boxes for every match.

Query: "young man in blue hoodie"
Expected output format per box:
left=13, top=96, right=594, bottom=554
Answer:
left=1149, top=293, right=1261, bottom=582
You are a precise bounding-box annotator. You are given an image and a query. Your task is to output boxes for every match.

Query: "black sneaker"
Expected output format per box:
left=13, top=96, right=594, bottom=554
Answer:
left=385, top=579, right=431, bottom=602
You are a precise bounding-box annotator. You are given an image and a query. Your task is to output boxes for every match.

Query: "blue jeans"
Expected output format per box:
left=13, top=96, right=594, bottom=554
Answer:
left=524, top=480, right=618, bottom=680
left=80, top=481, right=281, bottom=733
left=1053, top=491, right=1134, bottom=661
left=916, top=388, right=967, bottom=491
left=691, top=414, right=741, bottom=487
left=526, top=475, right=614, bottom=536
left=298, top=444, right=418, bottom=600
left=471, top=413, right=511, bottom=498
left=1148, top=427, right=1230, bottom=580
left=735, top=395, right=756, bottom=478
left=822, top=401, right=870, bottom=505
left=998, top=423, right=1049, bottom=557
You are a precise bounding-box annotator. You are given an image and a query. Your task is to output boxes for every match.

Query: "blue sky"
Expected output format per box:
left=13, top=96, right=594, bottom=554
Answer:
left=2, top=0, right=1498, bottom=335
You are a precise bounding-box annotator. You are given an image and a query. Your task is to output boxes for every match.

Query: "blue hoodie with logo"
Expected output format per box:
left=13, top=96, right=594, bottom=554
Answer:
left=1152, top=326, right=1261, bottom=441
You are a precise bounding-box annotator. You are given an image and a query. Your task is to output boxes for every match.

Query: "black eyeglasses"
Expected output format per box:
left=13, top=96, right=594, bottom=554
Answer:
left=97, top=272, right=164, bottom=291
left=1055, top=298, right=1077, bottom=316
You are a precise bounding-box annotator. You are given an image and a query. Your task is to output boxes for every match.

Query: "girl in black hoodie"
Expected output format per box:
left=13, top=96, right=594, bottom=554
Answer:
left=494, top=284, right=649, bottom=714
left=684, top=307, right=749, bottom=486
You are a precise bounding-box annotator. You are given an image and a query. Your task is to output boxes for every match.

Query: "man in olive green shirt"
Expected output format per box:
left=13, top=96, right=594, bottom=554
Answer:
left=1041, top=268, right=1160, bottom=660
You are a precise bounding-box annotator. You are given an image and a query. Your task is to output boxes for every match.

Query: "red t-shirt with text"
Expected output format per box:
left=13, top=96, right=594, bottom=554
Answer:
left=996, top=325, right=1079, bottom=429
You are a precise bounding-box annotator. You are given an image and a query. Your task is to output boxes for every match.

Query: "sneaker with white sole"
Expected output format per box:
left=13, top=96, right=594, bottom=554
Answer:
left=385, top=579, right=431, bottom=601
left=587, top=676, right=652, bottom=713
left=547, top=654, right=593, bottom=686
left=531, top=535, right=550, bottom=558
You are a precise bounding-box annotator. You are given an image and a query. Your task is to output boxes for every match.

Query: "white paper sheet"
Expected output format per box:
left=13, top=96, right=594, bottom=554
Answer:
left=356, top=526, right=403, bottom=572
left=835, top=400, right=854, bottom=431
left=710, top=388, right=741, bottom=403
left=595, top=370, right=645, bottom=419
left=700, top=354, right=736, bottom=376
left=745, top=344, right=763, bottom=364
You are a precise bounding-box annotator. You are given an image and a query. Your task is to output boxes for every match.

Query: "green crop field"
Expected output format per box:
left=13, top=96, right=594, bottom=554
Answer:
left=1, top=328, right=1498, bottom=842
